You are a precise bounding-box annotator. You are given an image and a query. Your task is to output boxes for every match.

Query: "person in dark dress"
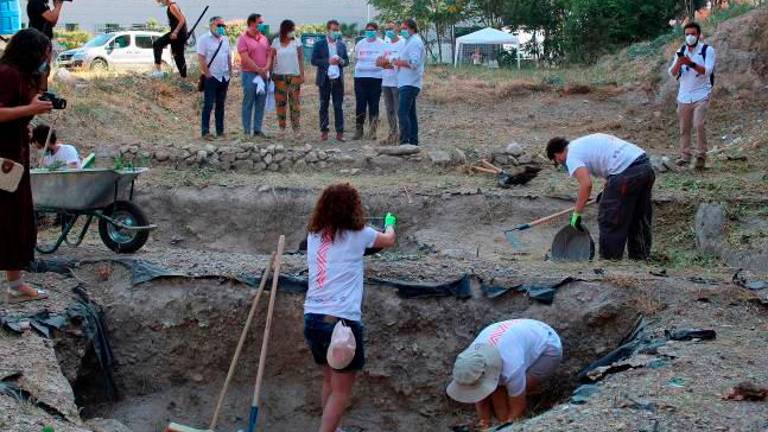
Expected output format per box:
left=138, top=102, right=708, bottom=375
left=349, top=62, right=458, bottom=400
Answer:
left=152, top=0, right=188, bottom=78
left=0, top=29, right=54, bottom=302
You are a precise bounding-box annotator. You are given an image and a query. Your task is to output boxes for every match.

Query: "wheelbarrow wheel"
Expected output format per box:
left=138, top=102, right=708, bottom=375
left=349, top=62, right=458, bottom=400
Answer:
left=98, top=201, right=150, bottom=253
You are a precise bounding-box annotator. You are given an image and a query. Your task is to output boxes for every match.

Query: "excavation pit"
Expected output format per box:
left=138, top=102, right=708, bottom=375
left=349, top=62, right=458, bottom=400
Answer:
left=34, top=186, right=656, bottom=430
left=59, top=262, right=643, bottom=431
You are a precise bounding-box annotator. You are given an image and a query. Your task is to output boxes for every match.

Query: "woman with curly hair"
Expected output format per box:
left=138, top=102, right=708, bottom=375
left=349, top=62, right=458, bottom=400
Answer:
left=0, top=28, right=54, bottom=303
left=304, top=183, right=396, bottom=432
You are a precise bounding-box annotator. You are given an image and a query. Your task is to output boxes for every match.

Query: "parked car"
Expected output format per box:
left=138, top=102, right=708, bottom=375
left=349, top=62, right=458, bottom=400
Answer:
left=56, top=31, right=174, bottom=71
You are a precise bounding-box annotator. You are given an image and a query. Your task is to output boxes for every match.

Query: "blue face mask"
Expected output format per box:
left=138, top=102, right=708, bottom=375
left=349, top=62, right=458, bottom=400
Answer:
left=329, top=31, right=341, bottom=41
left=257, top=24, right=269, bottom=34
left=215, top=26, right=225, bottom=36
left=365, top=30, right=376, bottom=39
left=400, top=30, right=410, bottom=39
left=37, top=61, right=50, bottom=75
left=385, top=30, right=395, bottom=40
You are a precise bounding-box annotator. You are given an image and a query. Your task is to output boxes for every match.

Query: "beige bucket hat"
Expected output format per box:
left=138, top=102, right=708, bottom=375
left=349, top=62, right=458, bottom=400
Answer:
left=446, top=343, right=503, bottom=403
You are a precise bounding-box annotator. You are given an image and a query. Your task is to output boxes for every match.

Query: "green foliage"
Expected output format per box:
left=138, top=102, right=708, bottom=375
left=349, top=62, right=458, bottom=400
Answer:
left=626, top=28, right=681, bottom=59
left=706, top=3, right=756, bottom=29
left=296, top=23, right=327, bottom=36
left=145, top=18, right=168, bottom=33
left=224, top=19, right=247, bottom=44
left=340, top=22, right=360, bottom=38
left=54, top=30, right=91, bottom=50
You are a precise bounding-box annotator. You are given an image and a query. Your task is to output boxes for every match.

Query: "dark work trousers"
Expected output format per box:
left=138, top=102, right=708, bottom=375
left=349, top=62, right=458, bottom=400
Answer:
left=598, top=155, right=656, bottom=260
left=201, top=76, right=229, bottom=136
left=153, top=31, right=188, bottom=77
left=398, top=85, right=420, bottom=145
left=318, top=78, right=344, bottom=133
left=354, top=77, right=383, bottom=127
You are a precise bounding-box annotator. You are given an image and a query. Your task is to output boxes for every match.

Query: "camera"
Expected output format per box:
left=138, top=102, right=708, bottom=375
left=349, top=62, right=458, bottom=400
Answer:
left=39, top=92, right=67, bottom=109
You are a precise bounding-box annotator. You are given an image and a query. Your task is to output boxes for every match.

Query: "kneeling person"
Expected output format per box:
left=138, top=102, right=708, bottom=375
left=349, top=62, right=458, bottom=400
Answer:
left=546, top=133, right=655, bottom=260
left=447, top=319, right=562, bottom=428
left=31, top=124, right=81, bottom=169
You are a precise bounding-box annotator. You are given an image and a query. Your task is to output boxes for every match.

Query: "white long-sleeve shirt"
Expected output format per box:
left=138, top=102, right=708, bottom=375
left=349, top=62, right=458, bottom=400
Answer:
left=667, top=42, right=716, bottom=104
left=396, top=33, right=426, bottom=89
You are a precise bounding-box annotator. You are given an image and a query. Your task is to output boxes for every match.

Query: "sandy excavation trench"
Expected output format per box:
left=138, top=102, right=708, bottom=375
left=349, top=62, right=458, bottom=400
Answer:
left=136, top=185, right=603, bottom=261
left=62, top=262, right=645, bottom=432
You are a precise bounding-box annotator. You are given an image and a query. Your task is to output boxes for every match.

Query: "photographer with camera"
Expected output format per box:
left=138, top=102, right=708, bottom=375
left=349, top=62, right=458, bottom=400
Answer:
left=0, top=29, right=54, bottom=303
left=151, top=0, right=188, bottom=78
left=27, top=0, right=65, bottom=40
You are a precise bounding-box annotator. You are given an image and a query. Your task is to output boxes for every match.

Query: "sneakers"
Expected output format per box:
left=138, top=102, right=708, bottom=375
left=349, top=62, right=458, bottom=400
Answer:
left=336, top=132, right=346, bottom=142
left=321, top=131, right=329, bottom=141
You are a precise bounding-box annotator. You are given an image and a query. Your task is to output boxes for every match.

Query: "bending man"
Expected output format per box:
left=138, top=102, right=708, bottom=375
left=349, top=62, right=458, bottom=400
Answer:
left=447, top=319, right=562, bottom=429
left=546, top=133, right=655, bottom=260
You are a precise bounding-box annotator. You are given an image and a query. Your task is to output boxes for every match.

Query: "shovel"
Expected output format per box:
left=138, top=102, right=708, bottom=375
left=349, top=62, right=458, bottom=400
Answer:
left=550, top=225, right=595, bottom=261
left=503, top=199, right=596, bottom=249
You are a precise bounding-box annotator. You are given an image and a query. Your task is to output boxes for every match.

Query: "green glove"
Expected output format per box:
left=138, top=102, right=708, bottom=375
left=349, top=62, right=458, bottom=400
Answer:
left=570, top=212, right=583, bottom=231
left=384, top=212, right=397, bottom=229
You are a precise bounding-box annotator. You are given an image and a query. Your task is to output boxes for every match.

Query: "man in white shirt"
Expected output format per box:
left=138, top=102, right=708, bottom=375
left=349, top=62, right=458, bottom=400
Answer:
left=31, top=124, right=81, bottom=169
left=377, top=21, right=406, bottom=145
left=546, top=133, right=655, bottom=260
left=393, top=19, right=426, bottom=146
left=197, top=16, right=232, bottom=140
left=668, top=22, right=716, bottom=170
left=447, top=319, right=562, bottom=429
left=352, top=22, right=386, bottom=141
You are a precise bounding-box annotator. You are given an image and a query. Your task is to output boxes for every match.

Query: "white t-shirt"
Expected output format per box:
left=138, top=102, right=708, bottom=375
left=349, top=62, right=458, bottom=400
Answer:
left=381, top=38, right=405, bottom=88
left=471, top=319, right=561, bottom=397
left=354, top=38, right=386, bottom=79
left=196, top=32, right=231, bottom=82
left=304, top=227, right=378, bottom=322
left=271, top=38, right=301, bottom=76
left=42, top=144, right=81, bottom=169
left=566, top=133, right=645, bottom=178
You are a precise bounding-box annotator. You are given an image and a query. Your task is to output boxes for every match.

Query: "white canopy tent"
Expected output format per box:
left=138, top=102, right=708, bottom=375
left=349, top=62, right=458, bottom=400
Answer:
left=453, top=27, right=521, bottom=68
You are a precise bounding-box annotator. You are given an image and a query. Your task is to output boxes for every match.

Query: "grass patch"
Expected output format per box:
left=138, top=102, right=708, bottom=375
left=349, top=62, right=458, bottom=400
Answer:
left=705, top=3, right=758, bottom=30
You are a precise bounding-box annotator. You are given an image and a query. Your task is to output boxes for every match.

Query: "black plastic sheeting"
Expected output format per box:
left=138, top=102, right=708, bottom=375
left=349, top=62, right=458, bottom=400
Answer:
left=0, top=372, right=69, bottom=420
left=481, top=277, right=580, bottom=305
left=577, top=315, right=717, bottom=384
left=0, top=286, right=117, bottom=401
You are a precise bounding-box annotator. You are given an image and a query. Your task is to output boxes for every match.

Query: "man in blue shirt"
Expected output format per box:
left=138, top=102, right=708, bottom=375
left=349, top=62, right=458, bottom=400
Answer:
left=311, top=20, right=350, bottom=142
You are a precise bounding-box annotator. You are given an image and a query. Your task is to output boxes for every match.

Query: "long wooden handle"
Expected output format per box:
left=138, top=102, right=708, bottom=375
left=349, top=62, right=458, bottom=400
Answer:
left=527, top=199, right=596, bottom=228
left=248, top=235, right=285, bottom=431
left=209, top=252, right=275, bottom=430
left=471, top=165, right=498, bottom=174
left=480, top=159, right=502, bottom=173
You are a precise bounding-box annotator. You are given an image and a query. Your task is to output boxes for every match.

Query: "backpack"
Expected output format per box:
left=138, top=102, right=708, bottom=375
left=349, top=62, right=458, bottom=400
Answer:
left=677, top=44, right=715, bottom=86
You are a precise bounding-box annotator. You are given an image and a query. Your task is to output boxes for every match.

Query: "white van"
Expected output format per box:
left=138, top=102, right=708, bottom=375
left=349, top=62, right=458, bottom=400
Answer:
left=56, top=30, right=174, bottom=71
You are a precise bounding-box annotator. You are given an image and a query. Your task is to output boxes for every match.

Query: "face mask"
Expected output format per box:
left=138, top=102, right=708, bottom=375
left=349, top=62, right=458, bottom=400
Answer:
left=215, top=26, right=225, bottom=36
left=385, top=30, right=395, bottom=40
left=287, top=31, right=295, bottom=39
left=330, top=31, right=341, bottom=41
left=685, top=34, right=698, bottom=46
left=400, top=30, right=410, bottom=39
left=37, top=61, right=50, bottom=76
left=365, top=30, right=376, bottom=39
left=257, top=24, right=269, bottom=34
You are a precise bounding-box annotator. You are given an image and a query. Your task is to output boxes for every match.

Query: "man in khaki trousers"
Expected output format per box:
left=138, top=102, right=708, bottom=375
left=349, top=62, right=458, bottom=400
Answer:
left=668, top=22, right=716, bottom=171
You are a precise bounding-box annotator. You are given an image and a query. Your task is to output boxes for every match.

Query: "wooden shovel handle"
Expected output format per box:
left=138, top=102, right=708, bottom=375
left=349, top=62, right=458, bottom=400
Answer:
left=471, top=165, right=499, bottom=174
left=252, top=235, right=285, bottom=407
left=528, top=199, right=596, bottom=228
left=480, top=159, right=502, bottom=173
left=209, top=252, right=275, bottom=430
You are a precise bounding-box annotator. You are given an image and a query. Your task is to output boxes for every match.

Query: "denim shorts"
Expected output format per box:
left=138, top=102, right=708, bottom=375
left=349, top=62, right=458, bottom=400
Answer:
left=304, top=313, right=365, bottom=371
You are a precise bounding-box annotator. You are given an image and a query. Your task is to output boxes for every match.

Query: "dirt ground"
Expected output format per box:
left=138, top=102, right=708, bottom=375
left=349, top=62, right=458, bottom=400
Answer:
left=2, top=8, right=768, bottom=432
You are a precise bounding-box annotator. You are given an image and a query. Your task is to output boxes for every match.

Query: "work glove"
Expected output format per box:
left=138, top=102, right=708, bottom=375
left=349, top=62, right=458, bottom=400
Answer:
left=384, top=212, right=397, bottom=229
left=570, top=212, right=583, bottom=231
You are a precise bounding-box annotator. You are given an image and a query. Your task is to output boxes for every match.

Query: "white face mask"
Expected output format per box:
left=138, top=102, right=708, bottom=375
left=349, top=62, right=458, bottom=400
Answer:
left=685, top=34, right=698, bottom=46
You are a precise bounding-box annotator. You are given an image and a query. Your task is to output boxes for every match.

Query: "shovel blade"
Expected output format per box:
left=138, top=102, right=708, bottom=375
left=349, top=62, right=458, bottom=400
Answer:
left=551, top=225, right=595, bottom=262
left=504, top=229, right=522, bottom=248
